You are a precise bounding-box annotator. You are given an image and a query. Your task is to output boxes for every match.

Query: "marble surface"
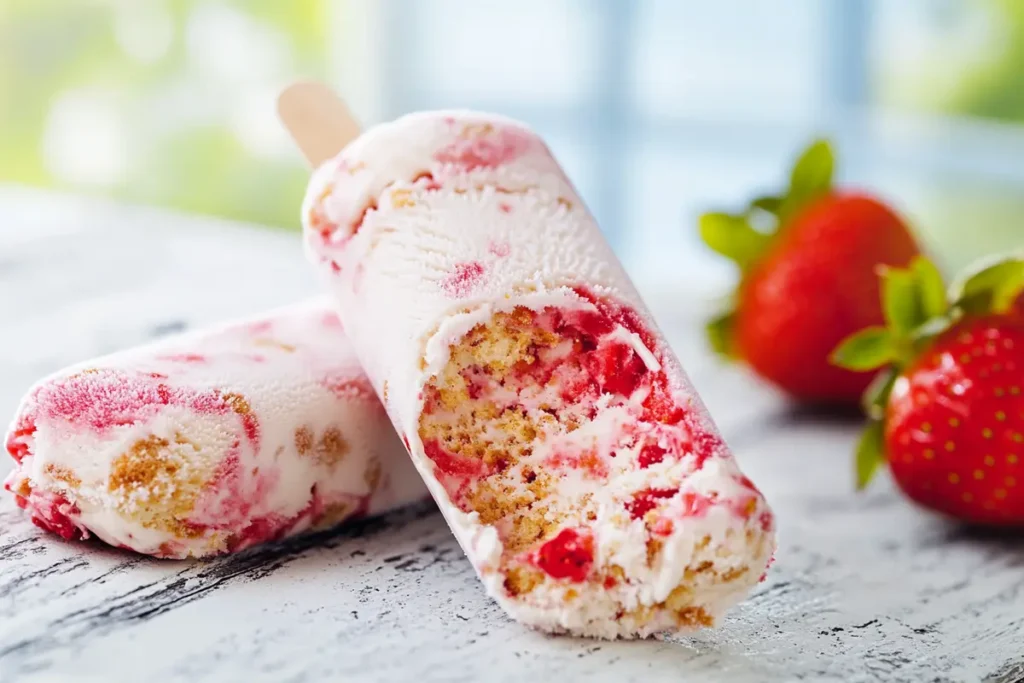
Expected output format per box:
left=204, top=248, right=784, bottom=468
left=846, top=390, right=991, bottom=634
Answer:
left=0, top=187, right=1022, bottom=683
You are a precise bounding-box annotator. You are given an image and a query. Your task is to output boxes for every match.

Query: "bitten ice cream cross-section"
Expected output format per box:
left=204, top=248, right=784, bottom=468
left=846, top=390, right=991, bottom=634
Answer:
left=298, top=106, right=776, bottom=638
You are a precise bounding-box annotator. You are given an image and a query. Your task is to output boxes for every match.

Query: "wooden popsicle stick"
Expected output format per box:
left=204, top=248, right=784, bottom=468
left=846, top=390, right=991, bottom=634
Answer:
left=276, top=81, right=362, bottom=167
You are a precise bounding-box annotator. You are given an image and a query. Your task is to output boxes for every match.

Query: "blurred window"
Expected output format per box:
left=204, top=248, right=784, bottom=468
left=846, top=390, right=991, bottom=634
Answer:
left=2, top=0, right=1023, bottom=284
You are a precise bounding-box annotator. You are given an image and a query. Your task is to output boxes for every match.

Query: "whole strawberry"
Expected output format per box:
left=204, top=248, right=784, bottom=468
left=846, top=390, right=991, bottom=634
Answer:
left=833, top=255, right=1024, bottom=525
left=700, top=140, right=921, bottom=405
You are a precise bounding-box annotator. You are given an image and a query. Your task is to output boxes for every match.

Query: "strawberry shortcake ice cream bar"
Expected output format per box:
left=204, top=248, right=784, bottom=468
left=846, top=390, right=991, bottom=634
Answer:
left=300, top=111, right=776, bottom=638
left=4, top=300, right=426, bottom=559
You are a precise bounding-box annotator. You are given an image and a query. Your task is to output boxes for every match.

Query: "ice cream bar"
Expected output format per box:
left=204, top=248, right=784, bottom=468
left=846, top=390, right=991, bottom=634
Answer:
left=292, top=101, right=776, bottom=638
left=4, top=300, right=427, bottom=559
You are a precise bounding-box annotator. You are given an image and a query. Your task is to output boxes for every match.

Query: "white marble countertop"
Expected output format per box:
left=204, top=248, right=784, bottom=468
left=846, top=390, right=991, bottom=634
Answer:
left=0, top=187, right=1021, bottom=683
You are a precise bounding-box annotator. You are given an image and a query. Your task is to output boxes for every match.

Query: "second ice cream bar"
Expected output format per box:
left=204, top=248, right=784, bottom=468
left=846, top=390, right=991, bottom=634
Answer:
left=301, top=111, right=775, bottom=638
left=4, top=300, right=427, bottom=559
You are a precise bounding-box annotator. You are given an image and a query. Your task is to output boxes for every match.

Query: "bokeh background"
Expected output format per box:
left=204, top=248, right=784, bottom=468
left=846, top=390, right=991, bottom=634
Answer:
left=1, top=0, right=1022, bottom=292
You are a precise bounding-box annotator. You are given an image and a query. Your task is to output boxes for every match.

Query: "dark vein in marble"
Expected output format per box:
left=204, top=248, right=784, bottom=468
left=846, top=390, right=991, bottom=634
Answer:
left=985, top=659, right=1024, bottom=683
left=0, top=557, right=91, bottom=599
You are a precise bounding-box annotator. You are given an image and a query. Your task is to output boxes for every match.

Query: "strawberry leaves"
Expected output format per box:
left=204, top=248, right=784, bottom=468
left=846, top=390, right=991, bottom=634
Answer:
left=830, top=327, right=895, bottom=371
left=699, top=138, right=836, bottom=358
left=881, top=265, right=925, bottom=336
left=861, top=367, right=897, bottom=420
left=855, top=420, right=886, bottom=491
left=949, top=254, right=1024, bottom=315
left=914, top=257, right=947, bottom=319
left=784, top=139, right=834, bottom=220
left=705, top=310, right=738, bottom=359
left=750, top=196, right=781, bottom=215
left=698, top=213, right=772, bottom=271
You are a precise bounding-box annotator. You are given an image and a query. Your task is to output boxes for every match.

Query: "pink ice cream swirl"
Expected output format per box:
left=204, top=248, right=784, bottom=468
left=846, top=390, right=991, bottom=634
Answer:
left=4, top=302, right=426, bottom=558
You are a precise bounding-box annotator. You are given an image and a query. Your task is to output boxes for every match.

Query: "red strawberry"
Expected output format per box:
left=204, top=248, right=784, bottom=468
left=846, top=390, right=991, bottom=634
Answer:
left=832, top=254, right=1024, bottom=525
left=534, top=528, right=594, bottom=582
left=585, top=341, right=646, bottom=397
left=700, top=140, right=921, bottom=405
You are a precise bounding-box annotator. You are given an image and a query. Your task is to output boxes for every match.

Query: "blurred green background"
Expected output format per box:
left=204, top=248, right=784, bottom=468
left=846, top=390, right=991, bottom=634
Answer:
left=880, top=0, right=1024, bottom=123
left=0, top=0, right=329, bottom=229
left=0, top=0, right=1021, bottom=284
